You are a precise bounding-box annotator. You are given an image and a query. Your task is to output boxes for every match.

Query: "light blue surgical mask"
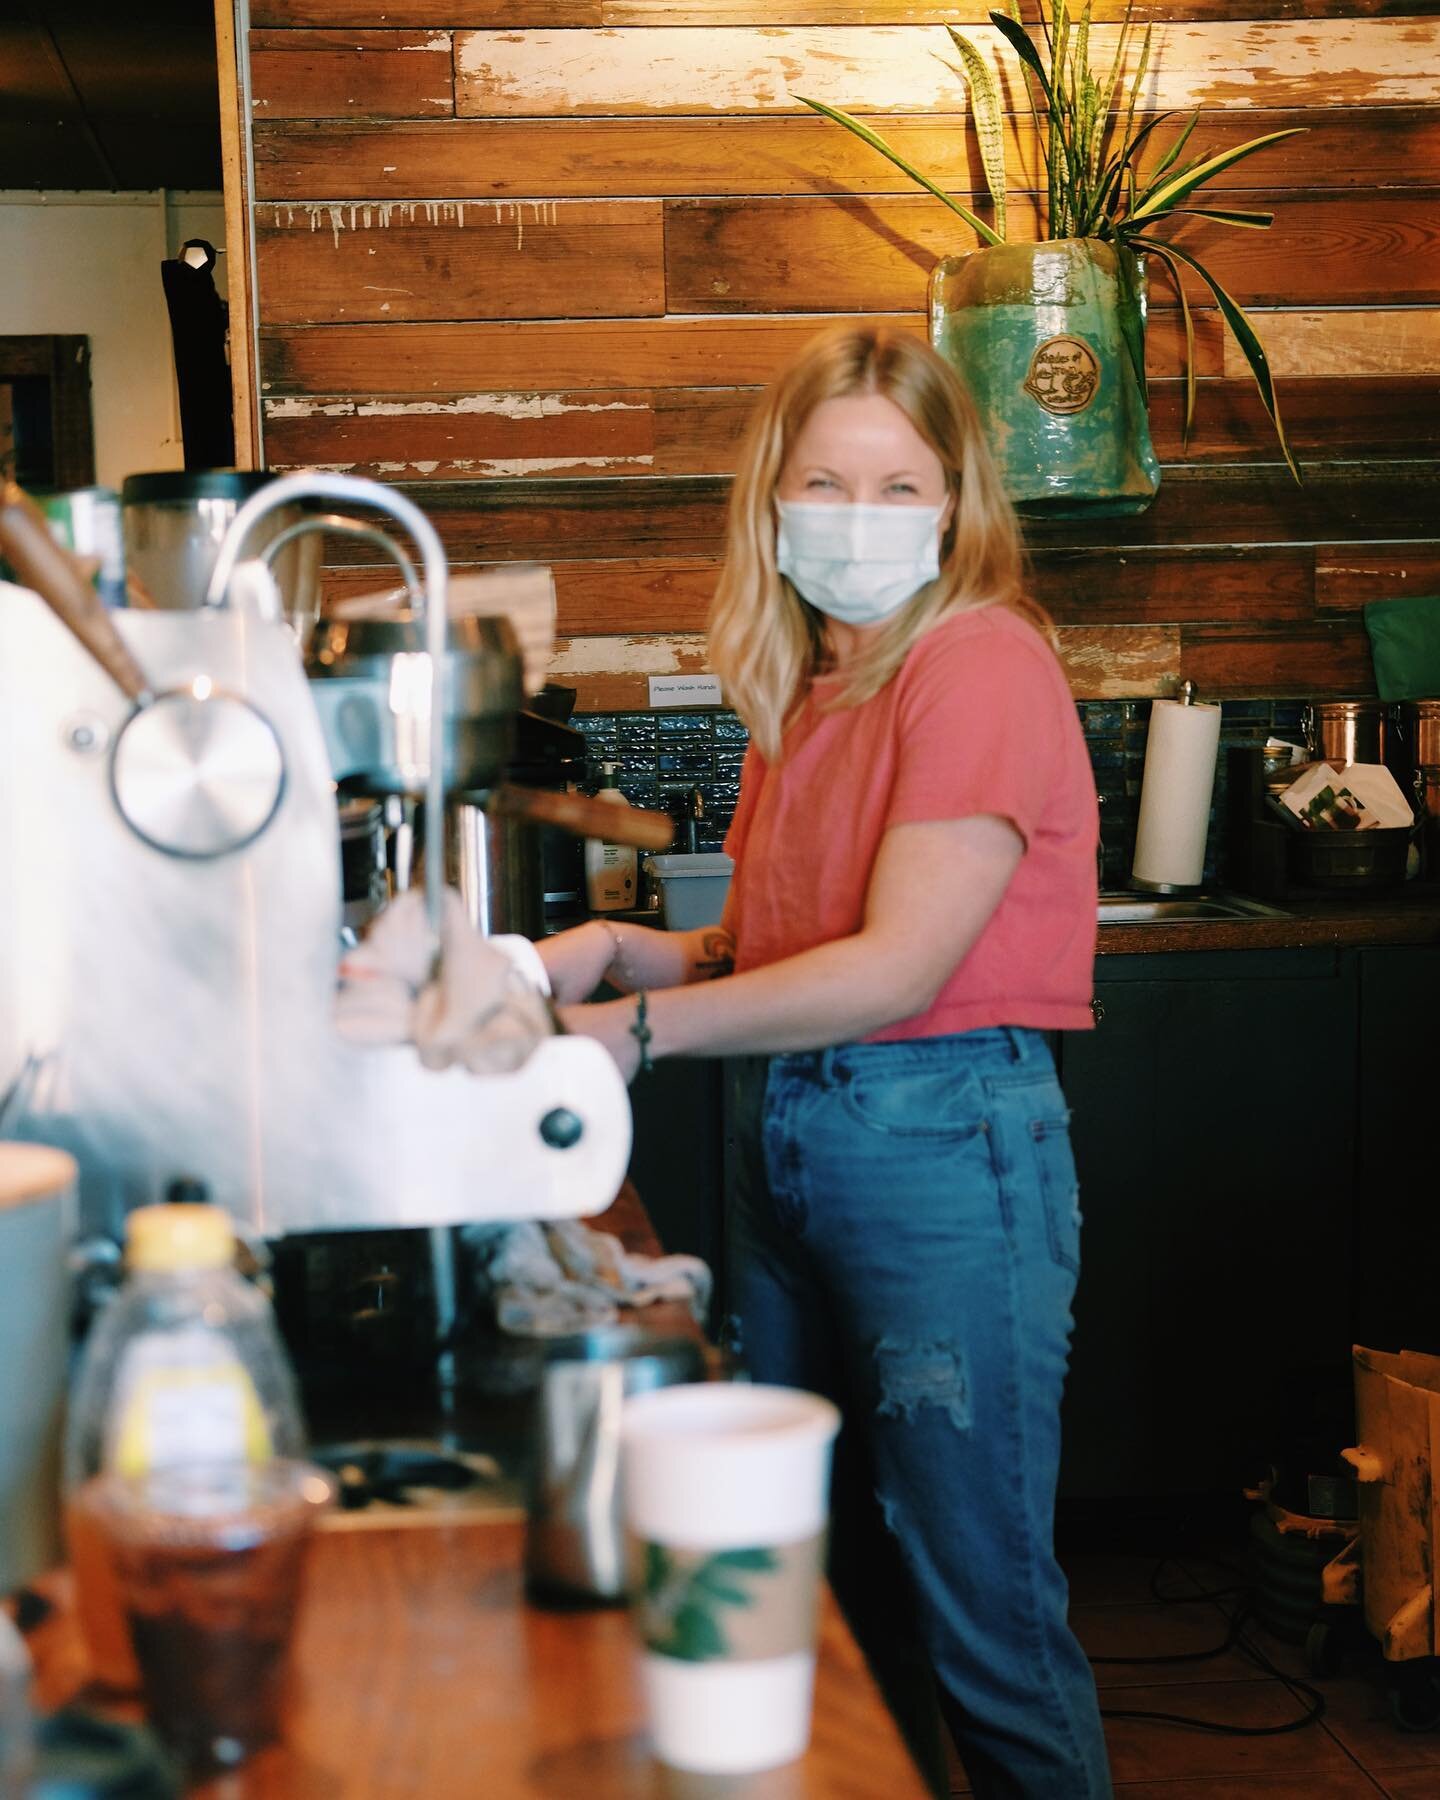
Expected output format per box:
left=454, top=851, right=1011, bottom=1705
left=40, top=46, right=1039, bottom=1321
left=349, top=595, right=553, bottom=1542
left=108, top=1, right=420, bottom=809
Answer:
left=775, top=501, right=946, bottom=626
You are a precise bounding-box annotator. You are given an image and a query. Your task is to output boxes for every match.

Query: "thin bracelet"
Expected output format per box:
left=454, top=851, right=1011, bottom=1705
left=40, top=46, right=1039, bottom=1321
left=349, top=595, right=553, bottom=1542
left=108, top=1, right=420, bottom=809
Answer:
left=629, top=990, right=654, bottom=1074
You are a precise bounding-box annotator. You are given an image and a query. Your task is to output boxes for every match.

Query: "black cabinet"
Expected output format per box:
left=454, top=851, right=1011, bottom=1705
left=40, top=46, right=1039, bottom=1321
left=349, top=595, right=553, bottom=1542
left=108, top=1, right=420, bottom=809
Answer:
left=1352, top=946, right=1440, bottom=1357
left=1057, top=949, right=1358, bottom=1500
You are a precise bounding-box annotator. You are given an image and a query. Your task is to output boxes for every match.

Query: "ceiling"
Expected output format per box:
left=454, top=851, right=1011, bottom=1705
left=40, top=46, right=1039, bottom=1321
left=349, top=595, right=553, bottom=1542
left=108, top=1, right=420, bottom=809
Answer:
left=0, top=0, right=223, bottom=191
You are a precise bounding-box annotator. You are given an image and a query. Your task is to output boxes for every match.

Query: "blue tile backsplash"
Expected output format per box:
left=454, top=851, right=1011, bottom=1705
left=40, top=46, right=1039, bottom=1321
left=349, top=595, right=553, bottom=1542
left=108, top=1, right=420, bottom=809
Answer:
left=575, top=698, right=1310, bottom=888
left=575, top=710, right=743, bottom=854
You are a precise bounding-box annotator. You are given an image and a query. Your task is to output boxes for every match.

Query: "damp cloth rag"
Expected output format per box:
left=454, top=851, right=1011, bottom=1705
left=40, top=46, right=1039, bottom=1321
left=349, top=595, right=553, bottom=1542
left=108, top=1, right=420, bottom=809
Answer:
left=1363, top=594, right=1440, bottom=701
left=462, top=1218, right=713, bottom=1338
left=334, top=887, right=553, bottom=1075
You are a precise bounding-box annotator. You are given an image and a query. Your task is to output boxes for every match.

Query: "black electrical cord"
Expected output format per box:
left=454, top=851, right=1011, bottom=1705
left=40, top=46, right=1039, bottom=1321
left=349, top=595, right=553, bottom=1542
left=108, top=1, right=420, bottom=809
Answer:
left=1087, top=1554, right=1328, bottom=1737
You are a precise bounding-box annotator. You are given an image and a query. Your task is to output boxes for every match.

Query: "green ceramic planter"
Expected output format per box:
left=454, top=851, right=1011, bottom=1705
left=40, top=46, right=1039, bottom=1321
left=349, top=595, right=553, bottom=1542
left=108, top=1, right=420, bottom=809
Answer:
left=929, top=237, right=1160, bottom=520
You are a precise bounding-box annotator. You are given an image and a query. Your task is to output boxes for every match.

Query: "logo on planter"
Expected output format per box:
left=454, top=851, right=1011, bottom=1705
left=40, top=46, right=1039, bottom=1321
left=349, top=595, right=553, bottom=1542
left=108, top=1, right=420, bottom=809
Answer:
left=1023, top=336, right=1101, bottom=416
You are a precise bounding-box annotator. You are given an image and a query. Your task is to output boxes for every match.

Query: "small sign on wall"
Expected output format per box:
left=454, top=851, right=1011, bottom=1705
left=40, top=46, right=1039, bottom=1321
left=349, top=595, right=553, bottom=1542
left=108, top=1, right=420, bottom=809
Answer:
left=648, top=674, right=722, bottom=707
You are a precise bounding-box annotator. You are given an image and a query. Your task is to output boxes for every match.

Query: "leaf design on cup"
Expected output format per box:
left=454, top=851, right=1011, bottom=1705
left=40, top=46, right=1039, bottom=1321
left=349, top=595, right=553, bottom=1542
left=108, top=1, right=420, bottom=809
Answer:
left=640, top=1544, right=780, bottom=1662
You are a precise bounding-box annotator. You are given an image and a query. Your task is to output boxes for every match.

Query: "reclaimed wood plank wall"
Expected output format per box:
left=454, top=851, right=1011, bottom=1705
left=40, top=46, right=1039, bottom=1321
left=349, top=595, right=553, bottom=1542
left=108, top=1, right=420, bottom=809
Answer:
left=244, top=2, right=1440, bottom=708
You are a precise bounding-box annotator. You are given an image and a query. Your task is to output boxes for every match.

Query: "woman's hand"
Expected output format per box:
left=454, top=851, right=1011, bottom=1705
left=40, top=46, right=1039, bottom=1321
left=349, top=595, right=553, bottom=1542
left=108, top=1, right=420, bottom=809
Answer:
left=534, top=921, right=615, bottom=1004
left=558, top=996, right=643, bottom=1084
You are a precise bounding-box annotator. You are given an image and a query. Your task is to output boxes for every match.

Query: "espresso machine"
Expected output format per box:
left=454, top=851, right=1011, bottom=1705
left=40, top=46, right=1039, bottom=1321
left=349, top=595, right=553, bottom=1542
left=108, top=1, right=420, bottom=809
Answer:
left=0, top=472, right=636, bottom=1242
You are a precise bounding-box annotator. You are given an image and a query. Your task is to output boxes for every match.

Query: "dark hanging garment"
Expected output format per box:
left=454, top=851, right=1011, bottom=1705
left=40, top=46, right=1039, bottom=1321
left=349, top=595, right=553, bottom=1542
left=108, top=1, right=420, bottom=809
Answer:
left=161, top=247, right=235, bottom=470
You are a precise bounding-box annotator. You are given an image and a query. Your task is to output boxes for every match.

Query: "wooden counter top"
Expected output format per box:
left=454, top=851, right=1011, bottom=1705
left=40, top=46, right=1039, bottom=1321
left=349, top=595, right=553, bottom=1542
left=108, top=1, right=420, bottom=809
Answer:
left=27, top=1517, right=926, bottom=1799
left=25, top=1190, right=921, bottom=1797
left=585, top=894, right=1440, bottom=960
left=1095, top=890, right=1440, bottom=956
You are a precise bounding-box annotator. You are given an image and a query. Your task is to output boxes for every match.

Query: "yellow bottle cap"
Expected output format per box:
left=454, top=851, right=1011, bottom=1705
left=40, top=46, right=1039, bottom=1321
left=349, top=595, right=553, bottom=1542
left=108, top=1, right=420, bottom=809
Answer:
left=126, top=1203, right=235, bottom=1273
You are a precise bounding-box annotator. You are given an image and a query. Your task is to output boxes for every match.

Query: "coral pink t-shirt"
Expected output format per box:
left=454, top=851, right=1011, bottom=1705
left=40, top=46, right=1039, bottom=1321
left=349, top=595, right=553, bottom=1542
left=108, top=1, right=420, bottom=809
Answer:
left=723, top=605, right=1098, bottom=1039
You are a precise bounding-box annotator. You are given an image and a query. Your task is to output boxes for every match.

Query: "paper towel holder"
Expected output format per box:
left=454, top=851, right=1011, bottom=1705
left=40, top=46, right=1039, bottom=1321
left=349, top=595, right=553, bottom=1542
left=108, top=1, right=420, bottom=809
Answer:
left=1128, top=677, right=1223, bottom=895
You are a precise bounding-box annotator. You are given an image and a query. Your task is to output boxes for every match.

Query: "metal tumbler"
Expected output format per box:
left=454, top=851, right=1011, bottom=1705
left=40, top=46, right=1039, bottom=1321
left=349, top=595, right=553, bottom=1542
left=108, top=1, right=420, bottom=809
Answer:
left=524, top=1326, right=705, bottom=1605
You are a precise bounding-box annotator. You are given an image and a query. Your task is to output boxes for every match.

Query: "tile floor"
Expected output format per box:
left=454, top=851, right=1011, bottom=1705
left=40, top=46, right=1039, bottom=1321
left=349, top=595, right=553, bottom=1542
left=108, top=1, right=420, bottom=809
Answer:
left=946, top=1549, right=1440, bottom=1798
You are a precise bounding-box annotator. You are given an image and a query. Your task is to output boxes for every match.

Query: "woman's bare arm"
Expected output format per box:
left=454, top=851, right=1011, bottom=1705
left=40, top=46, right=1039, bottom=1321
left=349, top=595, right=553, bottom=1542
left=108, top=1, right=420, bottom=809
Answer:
left=535, top=916, right=734, bottom=1004
left=558, top=814, right=1023, bottom=1071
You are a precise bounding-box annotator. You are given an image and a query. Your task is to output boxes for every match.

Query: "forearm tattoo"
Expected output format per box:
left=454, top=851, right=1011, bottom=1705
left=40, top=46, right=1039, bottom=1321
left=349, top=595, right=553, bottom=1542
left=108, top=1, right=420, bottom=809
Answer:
left=694, top=928, right=735, bottom=981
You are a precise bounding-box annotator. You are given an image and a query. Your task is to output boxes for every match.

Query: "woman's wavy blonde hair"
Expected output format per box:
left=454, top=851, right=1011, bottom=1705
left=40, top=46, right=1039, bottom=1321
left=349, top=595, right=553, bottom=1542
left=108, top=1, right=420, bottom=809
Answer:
left=709, top=324, right=1050, bottom=760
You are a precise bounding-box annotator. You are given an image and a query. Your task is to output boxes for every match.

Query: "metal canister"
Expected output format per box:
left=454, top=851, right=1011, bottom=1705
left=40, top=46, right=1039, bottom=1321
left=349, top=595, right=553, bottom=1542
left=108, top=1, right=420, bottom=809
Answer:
left=1404, top=698, right=1440, bottom=769
left=38, top=487, right=126, bottom=607
left=120, top=469, right=321, bottom=618
left=524, top=1326, right=706, bottom=1604
left=447, top=797, right=544, bottom=939
left=1397, top=699, right=1440, bottom=881
left=1303, top=699, right=1389, bottom=768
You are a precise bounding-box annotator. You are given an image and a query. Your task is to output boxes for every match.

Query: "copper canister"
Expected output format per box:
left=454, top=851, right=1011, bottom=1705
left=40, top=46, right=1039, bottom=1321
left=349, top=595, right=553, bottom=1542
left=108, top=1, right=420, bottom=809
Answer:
left=1399, top=700, right=1440, bottom=880
left=1303, top=699, right=1389, bottom=768
left=1405, top=698, right=1440, bottom=768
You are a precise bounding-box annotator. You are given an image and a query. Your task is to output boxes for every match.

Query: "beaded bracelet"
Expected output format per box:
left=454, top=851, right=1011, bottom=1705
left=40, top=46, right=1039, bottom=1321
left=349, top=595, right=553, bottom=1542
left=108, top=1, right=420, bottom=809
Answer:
left=630, top=990, right=654, bottom=1074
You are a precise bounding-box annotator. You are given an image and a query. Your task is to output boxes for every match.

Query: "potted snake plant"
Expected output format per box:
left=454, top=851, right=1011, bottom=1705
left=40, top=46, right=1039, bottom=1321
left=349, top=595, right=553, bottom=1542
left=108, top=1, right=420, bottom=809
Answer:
left=800, top=1, right=1303, bottom=517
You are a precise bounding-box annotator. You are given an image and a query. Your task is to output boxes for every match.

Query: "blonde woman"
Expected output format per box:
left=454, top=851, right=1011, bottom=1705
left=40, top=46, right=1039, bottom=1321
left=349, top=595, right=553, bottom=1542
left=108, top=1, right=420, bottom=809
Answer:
left=539, top=327, right=1109, bottom=1800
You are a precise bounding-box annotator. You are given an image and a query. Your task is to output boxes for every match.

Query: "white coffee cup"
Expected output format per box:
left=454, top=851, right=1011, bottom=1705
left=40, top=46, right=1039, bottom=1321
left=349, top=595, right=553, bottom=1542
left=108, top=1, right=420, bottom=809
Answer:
left=620, top=1382, right=841, bottom=1775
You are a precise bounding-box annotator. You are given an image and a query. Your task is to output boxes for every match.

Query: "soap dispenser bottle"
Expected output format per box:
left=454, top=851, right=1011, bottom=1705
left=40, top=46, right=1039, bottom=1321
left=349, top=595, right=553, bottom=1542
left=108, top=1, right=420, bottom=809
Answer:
left=585, top=762, right=638, bottom=913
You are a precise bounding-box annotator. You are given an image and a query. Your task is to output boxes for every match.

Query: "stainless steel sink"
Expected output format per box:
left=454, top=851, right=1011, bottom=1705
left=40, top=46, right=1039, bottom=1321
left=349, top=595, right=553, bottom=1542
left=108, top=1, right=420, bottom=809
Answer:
left=1097, top=893, right=1288, bottom=926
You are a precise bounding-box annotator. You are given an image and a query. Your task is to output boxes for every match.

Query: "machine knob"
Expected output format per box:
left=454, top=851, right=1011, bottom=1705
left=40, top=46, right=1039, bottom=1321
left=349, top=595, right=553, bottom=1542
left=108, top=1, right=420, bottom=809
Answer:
left=539, top=1107, right=584, bottom=1150
left=110, top=687, right=285, bottom=859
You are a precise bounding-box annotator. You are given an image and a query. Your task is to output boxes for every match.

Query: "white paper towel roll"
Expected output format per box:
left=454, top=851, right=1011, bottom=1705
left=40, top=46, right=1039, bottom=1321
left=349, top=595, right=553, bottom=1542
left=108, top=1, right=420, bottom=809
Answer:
left=1131, top=696, right=1222, bottom=890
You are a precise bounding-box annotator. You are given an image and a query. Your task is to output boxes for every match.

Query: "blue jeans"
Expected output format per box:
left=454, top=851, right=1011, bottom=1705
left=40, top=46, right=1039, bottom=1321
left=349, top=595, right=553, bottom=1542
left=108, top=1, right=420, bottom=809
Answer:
left=727, top=1029, right=1111, bottom=1800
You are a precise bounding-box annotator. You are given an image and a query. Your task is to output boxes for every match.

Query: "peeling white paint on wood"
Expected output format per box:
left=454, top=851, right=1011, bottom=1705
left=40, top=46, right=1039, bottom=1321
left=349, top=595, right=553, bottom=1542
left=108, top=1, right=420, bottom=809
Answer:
left=388, top=455, right=653, bottom=474
left=267, top=398, right=358, bottom=418
left=453, top=22, right=1440, bottom=117
left=268, top=460, right=360, bottom=474
left=265, top=393, right=645, bottom=420
left=548, top=633, right=710, bottom=676
left=363, top=393, right=642, bottom=417
left=397, top=34, right=450, bottom=51
left=1056, top=627, right=1178, bottom=699
left=1231, top=310, right=1440, bottom=379
left=269, top=454, right=655, bottom=477
left=457, top=26, right=973, bottom=116
left=1314, top=550, right=1440, bottom=611
left=261, top=199, right=572, bottom=249
left=1318, top=559, right=1411, bottom=581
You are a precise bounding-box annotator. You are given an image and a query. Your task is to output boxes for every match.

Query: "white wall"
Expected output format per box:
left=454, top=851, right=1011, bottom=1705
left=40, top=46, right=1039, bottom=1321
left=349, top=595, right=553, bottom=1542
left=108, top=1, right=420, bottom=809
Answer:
left=0, top=191, right=227, bottom=490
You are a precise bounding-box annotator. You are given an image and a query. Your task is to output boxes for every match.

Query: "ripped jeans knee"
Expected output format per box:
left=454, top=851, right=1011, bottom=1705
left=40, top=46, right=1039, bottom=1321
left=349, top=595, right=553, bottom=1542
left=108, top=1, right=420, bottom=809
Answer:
left=874, top=1337, right=971, bottom=1432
